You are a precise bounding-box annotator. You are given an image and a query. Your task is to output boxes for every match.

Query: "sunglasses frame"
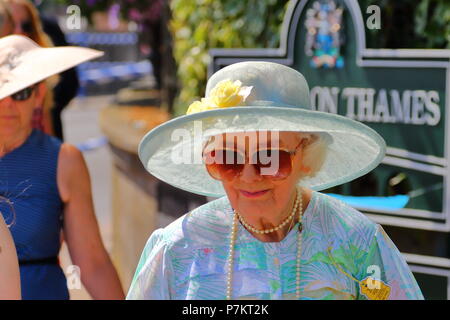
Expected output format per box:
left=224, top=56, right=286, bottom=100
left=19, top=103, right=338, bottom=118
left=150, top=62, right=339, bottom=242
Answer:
left=11, top=85, right=36, bottom=101
left=203, top=139, right=305, bottom=181
left=20, top=20, right=34, bottom=34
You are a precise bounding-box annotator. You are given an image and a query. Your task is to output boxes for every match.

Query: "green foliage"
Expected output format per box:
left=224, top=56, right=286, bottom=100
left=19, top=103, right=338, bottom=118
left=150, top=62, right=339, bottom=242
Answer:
left=359, top=0, right=450, bottom=49
left=170, top=0, right=289, bottom=116
left=414, top=0, right=450, bottom=48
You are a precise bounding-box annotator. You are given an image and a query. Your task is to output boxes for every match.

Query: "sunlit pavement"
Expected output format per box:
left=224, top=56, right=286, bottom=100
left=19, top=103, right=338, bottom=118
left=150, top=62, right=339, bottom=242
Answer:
left=59, top=95, right=116, bottom=300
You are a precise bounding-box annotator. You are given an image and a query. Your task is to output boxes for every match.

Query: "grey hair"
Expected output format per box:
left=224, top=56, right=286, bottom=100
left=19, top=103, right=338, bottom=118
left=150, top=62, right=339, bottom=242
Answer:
left=297, top=132, right=332, bottom=178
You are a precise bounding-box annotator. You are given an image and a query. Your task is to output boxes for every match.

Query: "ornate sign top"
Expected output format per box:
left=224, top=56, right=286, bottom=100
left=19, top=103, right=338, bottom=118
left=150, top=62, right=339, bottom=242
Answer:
left=304, top=0, right=344, bottom=68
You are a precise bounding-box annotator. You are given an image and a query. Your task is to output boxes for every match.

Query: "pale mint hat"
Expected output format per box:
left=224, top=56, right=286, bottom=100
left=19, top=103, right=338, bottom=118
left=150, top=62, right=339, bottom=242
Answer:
left=139, top=61, right=386, bottom=197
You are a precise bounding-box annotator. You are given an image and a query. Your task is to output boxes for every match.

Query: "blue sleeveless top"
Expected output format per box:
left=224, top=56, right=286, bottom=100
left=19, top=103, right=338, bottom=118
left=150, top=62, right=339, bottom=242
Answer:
left=0, top=129, right=69, bottom=300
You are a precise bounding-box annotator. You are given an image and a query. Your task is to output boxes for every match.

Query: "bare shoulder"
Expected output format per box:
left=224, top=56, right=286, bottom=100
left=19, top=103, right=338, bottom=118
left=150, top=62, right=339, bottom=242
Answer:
left=58, top=143, right=84, bottom=165
left=57, top=143, right=89, bottom=201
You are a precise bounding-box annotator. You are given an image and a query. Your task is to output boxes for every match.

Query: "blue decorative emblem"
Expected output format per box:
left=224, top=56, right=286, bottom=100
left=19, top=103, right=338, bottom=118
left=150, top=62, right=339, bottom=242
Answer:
left=304, top=0, right=344, bottom=69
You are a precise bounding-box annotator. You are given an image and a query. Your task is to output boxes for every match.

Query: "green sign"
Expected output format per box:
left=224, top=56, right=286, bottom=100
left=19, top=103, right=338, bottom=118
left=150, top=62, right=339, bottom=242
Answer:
left=209, top=0, right=450, bottom=233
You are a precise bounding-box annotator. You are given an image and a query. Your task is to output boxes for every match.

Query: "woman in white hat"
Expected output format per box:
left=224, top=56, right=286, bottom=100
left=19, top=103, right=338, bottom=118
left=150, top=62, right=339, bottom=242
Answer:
left=0, top=198, right=20, bottom=299
left=127, top=61, right=423, bottom=300
left=3, top=0, right=79, bottom=139
left=0, top=35, right=124, bottom=299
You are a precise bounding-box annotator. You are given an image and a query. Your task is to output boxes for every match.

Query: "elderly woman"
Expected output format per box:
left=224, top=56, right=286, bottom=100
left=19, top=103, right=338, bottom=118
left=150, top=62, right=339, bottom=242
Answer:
left=0, top=35, right=124, bottom=299
left=0, top=199, right=20, bottom=299
left=127, top=61, right=423, bottom=300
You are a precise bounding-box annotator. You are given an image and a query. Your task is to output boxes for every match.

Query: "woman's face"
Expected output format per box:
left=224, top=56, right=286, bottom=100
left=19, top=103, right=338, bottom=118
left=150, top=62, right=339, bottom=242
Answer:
left=206, top=131, right=310, bottom=218
left=0, top=82, right=45, bottom=136
left=9, top=3, right=32, bottom=37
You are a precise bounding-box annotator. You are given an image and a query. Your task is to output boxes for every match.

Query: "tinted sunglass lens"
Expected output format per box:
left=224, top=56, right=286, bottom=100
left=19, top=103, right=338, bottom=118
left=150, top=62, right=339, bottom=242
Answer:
left=254, top=149, right=292, bottom=179
left=21, top=21, right=33, bottom=33
left=204, top=148, right=294, bottom=181
left=204, top=149, right=244, bottom=181
left=12, top=87, right=33, bottom=101
left=216, top=150, right=244, bottom=181
left=221, top=150, right=245, bottom=165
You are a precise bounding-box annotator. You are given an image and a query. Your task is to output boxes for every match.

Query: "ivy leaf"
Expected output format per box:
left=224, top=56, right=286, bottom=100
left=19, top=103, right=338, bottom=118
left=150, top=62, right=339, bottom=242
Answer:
left=414, top=0, right=429, bottom=35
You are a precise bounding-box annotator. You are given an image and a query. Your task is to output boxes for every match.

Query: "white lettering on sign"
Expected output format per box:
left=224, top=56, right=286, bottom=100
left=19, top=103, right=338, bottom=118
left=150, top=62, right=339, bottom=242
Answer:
left=373, top=89, right=392, bottom=123
left=356, top=88, right=376, bottom=122
left=310, top=86, right=340, bottom=114
left=311, top=86, right=441, bottom=125
left=390, top=89, right=408, bottom=123
left=342, top=87, right=357, bottom=119
left=426, top=90, right=440, bottom=126
left=411, top=90, right=427, bottom=125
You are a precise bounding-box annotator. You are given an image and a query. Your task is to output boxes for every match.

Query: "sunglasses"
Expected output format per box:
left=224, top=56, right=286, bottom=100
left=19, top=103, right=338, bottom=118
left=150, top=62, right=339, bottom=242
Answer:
left=203, top=140, right=304, bottom=181
left=20, top=20, right=33, bottom=34
left=11, top=86, right=35, bottom=101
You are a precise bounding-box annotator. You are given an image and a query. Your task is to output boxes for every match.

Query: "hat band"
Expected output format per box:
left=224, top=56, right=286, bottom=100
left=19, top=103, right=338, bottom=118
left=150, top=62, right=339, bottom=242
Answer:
left=250, top=100, right=304, bottom=110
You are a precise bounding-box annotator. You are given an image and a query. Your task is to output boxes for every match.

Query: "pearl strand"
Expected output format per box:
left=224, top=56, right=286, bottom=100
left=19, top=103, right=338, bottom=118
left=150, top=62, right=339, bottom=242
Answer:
left=235, top=193, right=300, bottom=234
left=226, top=187, right=304, bottom=300
left=296, top=189, right=303, bottom=299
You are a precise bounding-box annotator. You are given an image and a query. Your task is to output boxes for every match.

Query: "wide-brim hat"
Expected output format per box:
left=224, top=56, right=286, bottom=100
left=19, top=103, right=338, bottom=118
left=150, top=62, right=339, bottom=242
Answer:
left=139, top=61, right=386, bottom=197
left=0, top=35, right=103, bottom=100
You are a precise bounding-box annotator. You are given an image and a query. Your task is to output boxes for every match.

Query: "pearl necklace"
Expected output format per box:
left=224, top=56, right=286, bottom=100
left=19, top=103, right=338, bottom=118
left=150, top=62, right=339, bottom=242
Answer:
left=235, top=193, right=300, bottom=234
left=226, top=187, right=304, bottom=300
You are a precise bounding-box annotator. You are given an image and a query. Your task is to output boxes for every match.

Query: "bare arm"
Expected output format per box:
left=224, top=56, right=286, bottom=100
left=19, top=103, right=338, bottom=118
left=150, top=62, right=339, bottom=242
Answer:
left=57, top=143, right=124, bottom=299
left=0, top=213, right=21, bottom=299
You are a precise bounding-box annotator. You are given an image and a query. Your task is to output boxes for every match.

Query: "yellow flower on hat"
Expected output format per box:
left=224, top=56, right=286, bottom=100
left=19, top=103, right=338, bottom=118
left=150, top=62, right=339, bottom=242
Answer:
left=186, top=79, right=252, bottom=115
left=210, top=79, right=249, bottom=108
left=186, top=98, right=216, bottom=114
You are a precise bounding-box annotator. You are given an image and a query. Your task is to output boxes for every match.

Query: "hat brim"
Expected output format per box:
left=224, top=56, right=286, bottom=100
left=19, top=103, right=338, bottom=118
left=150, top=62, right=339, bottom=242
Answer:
left=139, top=106, right=386, bottom=197
left=0, top=43, right=103, bottom=100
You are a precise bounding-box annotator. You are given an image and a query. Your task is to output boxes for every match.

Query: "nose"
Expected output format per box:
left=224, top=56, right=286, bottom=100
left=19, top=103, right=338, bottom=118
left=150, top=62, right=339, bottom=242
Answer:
left=239, top=163, right=263, bottom=183
left=14, top=25, right=23, bottom=34
left=13, top=23, right=26, bottom=36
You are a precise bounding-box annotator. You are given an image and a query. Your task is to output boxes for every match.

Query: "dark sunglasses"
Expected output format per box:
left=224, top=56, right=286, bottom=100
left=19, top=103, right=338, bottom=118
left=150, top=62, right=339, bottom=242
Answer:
left=11, top=85, right=35, bottom=101
left=203, top=140, right=304, bottom=181
left=20, top=20, right=33, bottom=34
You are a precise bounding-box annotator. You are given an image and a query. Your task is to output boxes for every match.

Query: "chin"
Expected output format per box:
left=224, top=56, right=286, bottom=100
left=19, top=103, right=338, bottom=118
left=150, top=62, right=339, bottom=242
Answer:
left=0, top=125, right=20, bottom=135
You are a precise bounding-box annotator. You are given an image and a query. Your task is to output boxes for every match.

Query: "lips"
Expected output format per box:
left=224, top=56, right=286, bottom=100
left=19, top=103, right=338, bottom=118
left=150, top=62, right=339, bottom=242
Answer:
left=240, top=189, right=270, bottom=198
left=0, top=116, right=18, bottom=120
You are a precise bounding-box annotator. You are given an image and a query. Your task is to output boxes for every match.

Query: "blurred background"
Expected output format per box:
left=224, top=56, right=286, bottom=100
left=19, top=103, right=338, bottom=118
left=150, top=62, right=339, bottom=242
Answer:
left=1, top=0, right=449, bottom=299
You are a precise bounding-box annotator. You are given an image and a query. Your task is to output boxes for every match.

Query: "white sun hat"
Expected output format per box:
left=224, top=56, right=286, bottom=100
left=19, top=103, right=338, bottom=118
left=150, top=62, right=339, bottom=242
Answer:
left=0, top=35, right=103, bottom=100
left=138, top=61, right=386, bottom=197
